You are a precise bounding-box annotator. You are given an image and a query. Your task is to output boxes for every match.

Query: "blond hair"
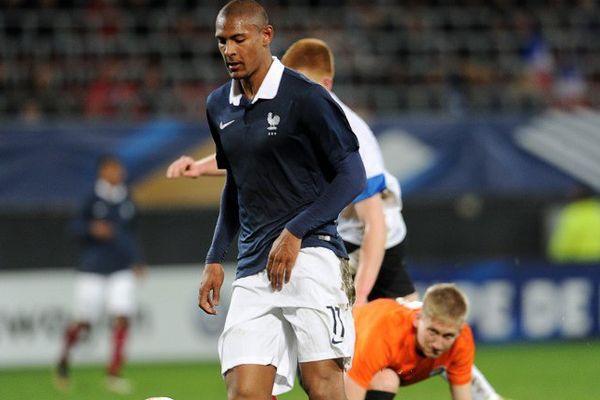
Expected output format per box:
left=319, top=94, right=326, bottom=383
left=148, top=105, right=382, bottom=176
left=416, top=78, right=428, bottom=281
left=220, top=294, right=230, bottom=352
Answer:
left=421, top=283, right=469, bottom=325
left=281, top=38, right=334, bottom=82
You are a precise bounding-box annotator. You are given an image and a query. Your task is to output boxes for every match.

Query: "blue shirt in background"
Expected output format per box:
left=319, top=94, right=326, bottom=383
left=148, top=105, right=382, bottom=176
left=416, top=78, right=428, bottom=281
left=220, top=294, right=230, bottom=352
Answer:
left=71, top=180, right=142, bottom=275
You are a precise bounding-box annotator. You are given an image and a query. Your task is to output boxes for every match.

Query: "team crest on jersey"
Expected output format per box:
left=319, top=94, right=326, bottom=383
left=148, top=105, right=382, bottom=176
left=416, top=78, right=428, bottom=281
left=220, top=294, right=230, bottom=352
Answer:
left=267, top=112, right=280, bottom=135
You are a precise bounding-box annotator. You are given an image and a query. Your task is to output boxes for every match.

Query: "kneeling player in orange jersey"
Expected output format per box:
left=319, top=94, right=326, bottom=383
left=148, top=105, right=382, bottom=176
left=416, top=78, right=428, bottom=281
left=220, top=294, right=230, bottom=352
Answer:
left=346, top=283, right=478, bottom=400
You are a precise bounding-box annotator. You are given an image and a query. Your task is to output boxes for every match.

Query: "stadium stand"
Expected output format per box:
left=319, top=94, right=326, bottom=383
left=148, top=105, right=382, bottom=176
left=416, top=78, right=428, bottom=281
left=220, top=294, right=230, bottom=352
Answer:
left=1, top=1, right=599, bottom=269
left=0, top=0, right=598, bottom=121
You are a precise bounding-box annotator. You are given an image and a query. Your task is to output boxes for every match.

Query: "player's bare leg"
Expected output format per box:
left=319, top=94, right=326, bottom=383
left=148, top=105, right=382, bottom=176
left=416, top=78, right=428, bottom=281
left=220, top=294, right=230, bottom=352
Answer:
left=365, top=368, right=398, bottom=400
left=470, top=365, right=503, bottom=400
left=105, top=316, right=132, bottom=394
left=439, top=364, right=502, bottom=400
left=299, top=359, right=346, bottom=400
left=55, top=321, right=90, bottom=391
left=224, top=364, right=277, bottom=400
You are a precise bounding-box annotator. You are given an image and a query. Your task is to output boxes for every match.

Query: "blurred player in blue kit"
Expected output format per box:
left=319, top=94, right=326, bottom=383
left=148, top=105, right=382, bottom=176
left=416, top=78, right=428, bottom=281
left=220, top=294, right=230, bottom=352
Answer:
left=168, top=1, right=366, bottom=399
left=56, top=154, right=144, bottom=394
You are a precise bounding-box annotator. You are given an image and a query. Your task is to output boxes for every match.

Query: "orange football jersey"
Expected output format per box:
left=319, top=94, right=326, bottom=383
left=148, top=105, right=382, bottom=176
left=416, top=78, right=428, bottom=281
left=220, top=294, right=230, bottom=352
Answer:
left=348, top=298, right=475, bottom=389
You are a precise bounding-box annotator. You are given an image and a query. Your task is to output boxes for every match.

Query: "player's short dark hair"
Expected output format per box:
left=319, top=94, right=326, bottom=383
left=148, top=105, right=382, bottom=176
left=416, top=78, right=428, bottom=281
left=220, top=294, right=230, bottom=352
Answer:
left=218, top=0, right=269, bottom=29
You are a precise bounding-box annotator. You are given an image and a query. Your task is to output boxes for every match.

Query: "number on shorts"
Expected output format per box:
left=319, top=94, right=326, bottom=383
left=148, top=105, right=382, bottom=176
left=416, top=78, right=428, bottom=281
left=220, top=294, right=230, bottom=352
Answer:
left=327, top=306, right=345, bottom=343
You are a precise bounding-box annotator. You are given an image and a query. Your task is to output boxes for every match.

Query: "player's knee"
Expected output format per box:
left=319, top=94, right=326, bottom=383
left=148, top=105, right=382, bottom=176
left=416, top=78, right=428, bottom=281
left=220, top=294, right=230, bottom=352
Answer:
left=368, top=368, right=399, bottom=393
left=301, top=371, right=344, bottom=400
left=303, top=376, right=344, bottom=400
left=224, top=366, right=275, bottom=400
left=303, top=382, right=342, bottom=400
left=226, top=383, right=263, bottom=400
left=70, top=321, right=91, bottom=339
left=113, top=316, right=129, bottom=329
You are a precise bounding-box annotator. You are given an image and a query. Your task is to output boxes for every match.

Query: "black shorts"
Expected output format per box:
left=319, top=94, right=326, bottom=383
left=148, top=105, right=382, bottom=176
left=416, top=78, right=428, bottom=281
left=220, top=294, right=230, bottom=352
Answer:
left=344, top=240, right=416, bottom=300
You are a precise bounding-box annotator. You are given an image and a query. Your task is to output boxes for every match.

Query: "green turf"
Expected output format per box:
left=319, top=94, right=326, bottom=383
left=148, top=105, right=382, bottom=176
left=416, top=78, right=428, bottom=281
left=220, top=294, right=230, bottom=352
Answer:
left=1, top=341, right=598, bottom=399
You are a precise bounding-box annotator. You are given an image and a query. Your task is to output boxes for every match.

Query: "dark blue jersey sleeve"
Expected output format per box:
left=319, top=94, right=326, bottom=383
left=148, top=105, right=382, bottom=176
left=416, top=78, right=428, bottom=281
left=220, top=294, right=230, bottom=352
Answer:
left=285, top=88, right=366, bottom=238
left=297, top=86, right=360, bottom=166
left=206, top=98, right=230, bottom=170
left=206, top=172, right=240, bottom=264
left=286, top=151, right=365, bottom=238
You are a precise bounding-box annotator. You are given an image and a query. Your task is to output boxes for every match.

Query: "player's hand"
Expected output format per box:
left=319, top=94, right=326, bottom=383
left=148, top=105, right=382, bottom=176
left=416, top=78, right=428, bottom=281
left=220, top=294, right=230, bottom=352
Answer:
left=166, top=155, right=202, bottom=179
left=132, top=264, right=146, bottom=279
left=89, top=220, right=114, bottom=241
left=267, top=228, right=301, bottom=291
left=198, top=263, right=225, bottom=315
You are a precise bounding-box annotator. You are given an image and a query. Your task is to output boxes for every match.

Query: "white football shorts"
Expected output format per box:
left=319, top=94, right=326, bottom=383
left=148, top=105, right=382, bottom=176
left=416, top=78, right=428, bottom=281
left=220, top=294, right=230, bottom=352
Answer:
left=218, top=246, right=355, bottom=395
left=74, top=269, right=136, bottom=321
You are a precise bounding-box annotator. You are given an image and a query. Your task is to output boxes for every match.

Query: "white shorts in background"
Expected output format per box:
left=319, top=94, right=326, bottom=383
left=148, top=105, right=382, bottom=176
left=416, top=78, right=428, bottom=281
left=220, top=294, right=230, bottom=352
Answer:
left=74, top=269, right=136, bottom=321
left=218, top=247, right=355, bottom=396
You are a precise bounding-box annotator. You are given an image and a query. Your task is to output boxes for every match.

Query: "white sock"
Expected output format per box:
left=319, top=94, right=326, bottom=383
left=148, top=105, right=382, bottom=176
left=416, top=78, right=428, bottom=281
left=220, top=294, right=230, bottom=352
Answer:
left=470, top=365, right=500, bottom=400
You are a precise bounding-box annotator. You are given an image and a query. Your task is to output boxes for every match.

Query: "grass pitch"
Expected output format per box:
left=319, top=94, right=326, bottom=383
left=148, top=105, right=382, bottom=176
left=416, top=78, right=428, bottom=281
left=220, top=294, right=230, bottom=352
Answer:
left=1, top=341, right=598, bottom=399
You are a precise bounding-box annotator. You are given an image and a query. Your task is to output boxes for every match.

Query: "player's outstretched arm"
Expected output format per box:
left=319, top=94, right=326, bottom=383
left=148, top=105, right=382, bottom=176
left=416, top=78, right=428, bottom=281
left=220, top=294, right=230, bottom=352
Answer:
left=166, top=153, right=225, bottom=178
left=451, top=383, right=472, bottom=400
left=352, top=194, right=386, bottom=306
left=198, top=263, right=225, bottom=315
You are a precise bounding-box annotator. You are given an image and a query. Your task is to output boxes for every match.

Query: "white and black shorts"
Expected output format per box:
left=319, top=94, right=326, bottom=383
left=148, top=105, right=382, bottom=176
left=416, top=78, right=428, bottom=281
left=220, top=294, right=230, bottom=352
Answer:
left=345, top=241, right=416, bottom=300
left=218, top=247, right=355, bottom=396
left=73, top=269, right=136, bottom=321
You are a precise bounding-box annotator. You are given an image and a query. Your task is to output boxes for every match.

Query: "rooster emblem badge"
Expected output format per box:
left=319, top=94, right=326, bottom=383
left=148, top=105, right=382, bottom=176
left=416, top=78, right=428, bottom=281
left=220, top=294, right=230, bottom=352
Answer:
left=267, top=112, right=280, bottom=135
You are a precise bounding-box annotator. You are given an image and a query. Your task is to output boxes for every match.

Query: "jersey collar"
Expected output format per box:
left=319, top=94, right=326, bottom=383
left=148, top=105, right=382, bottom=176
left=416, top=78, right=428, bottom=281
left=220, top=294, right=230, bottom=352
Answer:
left=228, top=57, right=284, bottom=106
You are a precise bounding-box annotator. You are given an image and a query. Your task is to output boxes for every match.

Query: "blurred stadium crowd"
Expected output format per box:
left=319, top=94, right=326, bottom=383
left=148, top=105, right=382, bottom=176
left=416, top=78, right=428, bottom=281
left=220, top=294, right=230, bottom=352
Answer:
left=1, top=0, right=598, bottom=122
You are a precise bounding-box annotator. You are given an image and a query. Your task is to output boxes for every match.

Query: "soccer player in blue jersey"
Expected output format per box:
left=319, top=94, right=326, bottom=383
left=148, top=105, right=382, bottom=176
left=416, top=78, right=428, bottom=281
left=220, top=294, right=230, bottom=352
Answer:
left=56, top=155, right=144, bottom=394
left=168, top=35, right=503, bottom=400
left=169, top=38, right=417, bottom=308
left=168, top=1, right=366, bottom=399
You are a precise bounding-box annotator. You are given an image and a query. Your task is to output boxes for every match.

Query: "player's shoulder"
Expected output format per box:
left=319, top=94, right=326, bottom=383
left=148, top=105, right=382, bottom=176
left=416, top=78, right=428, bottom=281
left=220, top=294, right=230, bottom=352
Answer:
left=459, top=323, right=474, bottom=342
left=330, top=91, right=373, bottom=135
left=282, top=67, right=315, bottom=87
left=358, top=298, right=415, bottom=322
left=281, top=67, right=329, bottom=98
left=378, top=299, right=417, bottom=335
left=452, top=323, right=475, bottom=355
left=206, top=81, right=232, bottom=107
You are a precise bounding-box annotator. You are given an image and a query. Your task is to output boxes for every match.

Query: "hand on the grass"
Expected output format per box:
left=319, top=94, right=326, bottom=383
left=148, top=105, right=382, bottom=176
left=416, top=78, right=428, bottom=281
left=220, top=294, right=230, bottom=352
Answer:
left=267, top=228, right=301, bottom=291
left=199, top=263, right=225, bottom=315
